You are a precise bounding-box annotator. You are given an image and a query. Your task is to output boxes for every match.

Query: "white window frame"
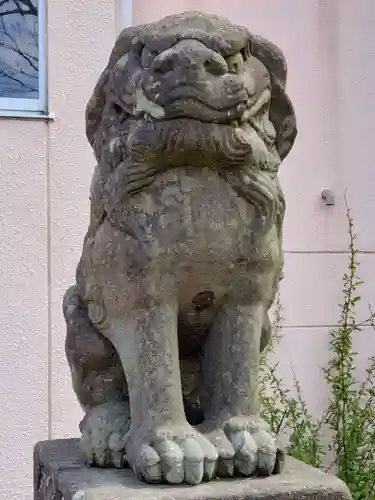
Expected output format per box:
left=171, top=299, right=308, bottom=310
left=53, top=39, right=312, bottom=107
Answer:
left=116, top=0, right=132, bottom=33
left=0, top=0, right=47, bottom=114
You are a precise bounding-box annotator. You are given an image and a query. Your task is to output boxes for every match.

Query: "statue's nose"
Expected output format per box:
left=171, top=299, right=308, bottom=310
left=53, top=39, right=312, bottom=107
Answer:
left=151, top=40, right=228, bottom=77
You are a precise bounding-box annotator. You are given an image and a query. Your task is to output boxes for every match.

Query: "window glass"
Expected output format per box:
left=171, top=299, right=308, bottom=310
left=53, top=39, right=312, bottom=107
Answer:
left=0, top=0, right=45, bottom=112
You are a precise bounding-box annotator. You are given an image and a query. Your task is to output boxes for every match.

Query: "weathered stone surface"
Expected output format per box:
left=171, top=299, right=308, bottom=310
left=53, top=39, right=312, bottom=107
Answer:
left=63, top=10, right=300, bottom=485
left=34, top=440, right=352, bottom=500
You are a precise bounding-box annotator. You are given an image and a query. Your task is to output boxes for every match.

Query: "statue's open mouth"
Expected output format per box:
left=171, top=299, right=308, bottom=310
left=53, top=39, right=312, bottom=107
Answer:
left=133, top=87, right=271, bottom=129
left=156, top=83, right=249, bottom=124
left=157, top=99, right=247, bottom=124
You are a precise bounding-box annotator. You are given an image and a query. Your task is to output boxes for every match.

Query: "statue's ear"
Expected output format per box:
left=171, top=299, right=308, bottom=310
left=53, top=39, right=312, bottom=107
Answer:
left=249, top=34, right=297, bottom=160
left=85, top=24, right=145, bottom=148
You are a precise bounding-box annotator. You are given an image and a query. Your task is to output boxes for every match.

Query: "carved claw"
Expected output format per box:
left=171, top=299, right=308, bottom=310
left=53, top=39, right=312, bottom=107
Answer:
left=203, top=416, right=282, bottom=478
left=125, top=423, right=218, bottom=484
left=79, top=402, right=130, bottom=468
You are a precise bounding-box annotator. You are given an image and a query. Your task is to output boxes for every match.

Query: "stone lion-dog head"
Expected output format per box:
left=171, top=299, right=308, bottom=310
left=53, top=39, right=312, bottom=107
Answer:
left=86, top=11, right=296, bottom=235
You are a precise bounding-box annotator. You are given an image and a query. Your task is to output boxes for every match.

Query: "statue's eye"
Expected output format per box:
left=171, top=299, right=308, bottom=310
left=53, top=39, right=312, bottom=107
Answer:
left=112, top=103, right=123, bottom=115
left=141, top=47, right=157, bottom=69
left=131, top=38, right=145, bottom=56
left=226, top=52, right=245, bottom=73
left=241, top=46, right=250, bottom=61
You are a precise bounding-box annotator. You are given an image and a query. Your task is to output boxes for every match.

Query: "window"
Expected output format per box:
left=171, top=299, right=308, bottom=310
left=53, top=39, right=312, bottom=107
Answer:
left=0, top=0, right=46, bottom=113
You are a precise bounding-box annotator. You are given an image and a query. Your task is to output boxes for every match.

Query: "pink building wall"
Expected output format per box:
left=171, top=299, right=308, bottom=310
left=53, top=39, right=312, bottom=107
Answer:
left=0, top=1, right=374, bottom=498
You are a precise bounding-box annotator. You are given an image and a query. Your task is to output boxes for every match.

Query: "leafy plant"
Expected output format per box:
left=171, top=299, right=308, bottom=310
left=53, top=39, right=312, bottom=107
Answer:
left=260, top=201, right=375, bottom=500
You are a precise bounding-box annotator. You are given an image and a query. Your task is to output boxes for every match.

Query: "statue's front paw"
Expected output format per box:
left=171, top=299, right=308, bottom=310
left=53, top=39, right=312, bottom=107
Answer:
left=203, top=416, right=283, bottom=478
left=79, top=401, right=130, bottom=468
left=125, top=423, right=218, bottom=485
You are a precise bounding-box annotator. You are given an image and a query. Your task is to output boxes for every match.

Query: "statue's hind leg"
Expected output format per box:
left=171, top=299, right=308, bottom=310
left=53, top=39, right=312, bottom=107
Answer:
left=64, top=285, right=130, bottom=468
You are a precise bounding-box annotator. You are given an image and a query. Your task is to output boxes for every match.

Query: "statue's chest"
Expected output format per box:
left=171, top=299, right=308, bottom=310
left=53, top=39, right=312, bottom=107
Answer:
left=86, top=166, right=281, bottom=306
left=115, top=166, right=263, bottom=261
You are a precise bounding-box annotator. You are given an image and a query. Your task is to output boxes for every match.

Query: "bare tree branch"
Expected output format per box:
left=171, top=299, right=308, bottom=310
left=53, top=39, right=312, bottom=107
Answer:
left=1, top=17, right=38, bottom=71
left=0, top=68, right=34, bottom=91
left=0, top=0, right=37, bottom=17
left=0, top=0, right=39, bottom=95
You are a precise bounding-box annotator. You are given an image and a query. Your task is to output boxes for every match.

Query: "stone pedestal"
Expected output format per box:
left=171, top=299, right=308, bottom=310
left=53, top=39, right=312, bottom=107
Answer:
left=34, top=439, right=352, bottom=500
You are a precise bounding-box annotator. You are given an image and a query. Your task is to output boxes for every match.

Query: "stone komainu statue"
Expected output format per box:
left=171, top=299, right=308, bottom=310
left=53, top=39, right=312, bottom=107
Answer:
left=64, top=11, right=297, bottom=486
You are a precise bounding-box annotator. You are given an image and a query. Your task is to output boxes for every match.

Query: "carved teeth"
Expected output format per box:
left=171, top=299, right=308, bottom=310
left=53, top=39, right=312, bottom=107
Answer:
left=109, top=138, right=119, bottom=153
left=240, top=109, right=251, bottom=123
left=248, top=89, right=271, bottom=118
left=134, top=89, right=165, bottom=119
left=242, top=173, right=251, bottom=185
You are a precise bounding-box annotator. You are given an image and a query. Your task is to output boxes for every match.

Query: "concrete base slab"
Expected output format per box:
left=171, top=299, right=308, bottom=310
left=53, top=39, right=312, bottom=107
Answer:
left=34, top=439, right=352, bottom=500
